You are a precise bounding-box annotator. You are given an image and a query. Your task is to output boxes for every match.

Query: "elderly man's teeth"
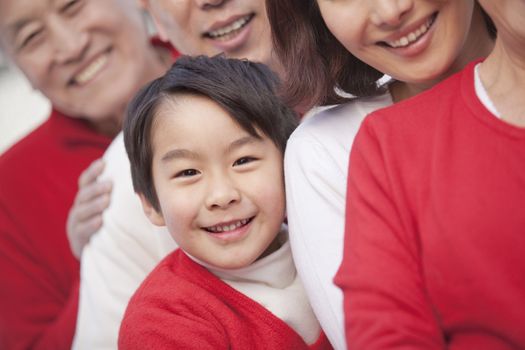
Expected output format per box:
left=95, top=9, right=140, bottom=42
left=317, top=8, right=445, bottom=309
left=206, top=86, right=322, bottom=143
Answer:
left=207, top=218, right=249, bottom=233
left=387, top=18, right=433, bottom=48
left=208, top=15, right=251, bottom=39
left=75, top=55, right=108, bottom=85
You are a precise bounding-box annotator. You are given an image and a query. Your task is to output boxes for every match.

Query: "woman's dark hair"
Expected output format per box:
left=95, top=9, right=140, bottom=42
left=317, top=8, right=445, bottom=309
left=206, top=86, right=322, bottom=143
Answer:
left=267, top=0, right=383, bottom=110
left=267, top=0, right=497, bottom=110
left=480, top=6, right=497, bottom=39
left=124, top=55, right=298, bottom=211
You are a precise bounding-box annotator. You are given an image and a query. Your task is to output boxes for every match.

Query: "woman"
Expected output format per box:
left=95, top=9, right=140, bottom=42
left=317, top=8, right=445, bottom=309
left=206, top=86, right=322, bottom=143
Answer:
left=266, top=0, right=494, bottom=348
left=0, top=0, right=173, bottom=348
left=340, top=0, right=525, bottom=347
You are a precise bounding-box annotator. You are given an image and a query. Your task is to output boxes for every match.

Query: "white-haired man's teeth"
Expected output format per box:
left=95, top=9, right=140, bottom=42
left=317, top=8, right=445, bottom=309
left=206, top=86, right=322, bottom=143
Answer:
left=387, top=18, right=433, bottom=48
left=74, top=54, right=108, bottom=85
left=208, top=15, right=251, bottom=39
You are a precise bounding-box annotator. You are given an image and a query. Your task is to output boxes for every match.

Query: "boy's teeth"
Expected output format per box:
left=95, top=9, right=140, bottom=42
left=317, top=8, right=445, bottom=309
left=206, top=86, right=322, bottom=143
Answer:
left=207, top=218, right=249, bottom=233
left=207, top=15, right=251, bottom=39
left=387, top=17, right=433, bottom=48
left=74, top=54, right=108, bottom=85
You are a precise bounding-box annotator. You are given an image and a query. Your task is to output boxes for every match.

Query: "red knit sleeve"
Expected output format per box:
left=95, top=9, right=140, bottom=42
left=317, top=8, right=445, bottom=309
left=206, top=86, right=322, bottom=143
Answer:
left=0, top=206, right=77, bottom=350
left=335, top=116, right=445, bottom=349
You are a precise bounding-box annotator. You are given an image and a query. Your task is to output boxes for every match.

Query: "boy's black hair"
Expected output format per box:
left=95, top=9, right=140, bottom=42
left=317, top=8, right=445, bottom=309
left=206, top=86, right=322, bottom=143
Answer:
left=124, top=55, right=299, bottom=211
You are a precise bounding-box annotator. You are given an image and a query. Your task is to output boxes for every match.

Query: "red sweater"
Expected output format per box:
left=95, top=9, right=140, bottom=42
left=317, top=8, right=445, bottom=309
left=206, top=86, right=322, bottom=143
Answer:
left=337, top=61, right=525, bottom=349
left=119, top=249, right=333, bottom=350
left=0, top=110, right=111, bottom=349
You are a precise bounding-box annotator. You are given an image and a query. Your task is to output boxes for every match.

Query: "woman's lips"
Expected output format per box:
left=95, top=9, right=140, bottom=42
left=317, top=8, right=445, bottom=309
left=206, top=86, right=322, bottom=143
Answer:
left=203, top=14, right=255, bottom=53
left=384, top=14, right=435, bottom=48
left=378, top=12, right=438, bottom=58
left=204, top=14, right=254, bottom=41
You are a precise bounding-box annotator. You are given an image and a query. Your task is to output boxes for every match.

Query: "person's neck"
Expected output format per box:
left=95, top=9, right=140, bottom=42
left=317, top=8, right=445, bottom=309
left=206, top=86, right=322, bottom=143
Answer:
left=88, top=117, right=122, bottom=137
left=152, top=44, right=175, bottom=71
left=388, top=80, right=434, bottom=103
left=479, top=40, right=525, bottom=127
left=389, top=4, right=494, bottom=103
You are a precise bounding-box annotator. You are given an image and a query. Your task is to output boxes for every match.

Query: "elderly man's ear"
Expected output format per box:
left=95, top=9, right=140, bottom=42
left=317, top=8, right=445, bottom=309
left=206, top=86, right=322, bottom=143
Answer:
left=136, top=0, right=169, bottom=42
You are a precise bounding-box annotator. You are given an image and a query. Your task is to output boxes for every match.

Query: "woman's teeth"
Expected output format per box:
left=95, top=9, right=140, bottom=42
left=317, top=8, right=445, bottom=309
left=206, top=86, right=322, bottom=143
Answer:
left=207, top=15, right=252, bottom=40
left=387, top=16, right=434, bottom=48
left=74, top=54, right=108, bottom=85
left=206, top=218, right=250, bottom=233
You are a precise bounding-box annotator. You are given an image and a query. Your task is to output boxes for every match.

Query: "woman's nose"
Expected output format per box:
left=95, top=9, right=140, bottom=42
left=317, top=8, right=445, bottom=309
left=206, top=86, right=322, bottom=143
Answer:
left=369, top=0, right=414, bottom=28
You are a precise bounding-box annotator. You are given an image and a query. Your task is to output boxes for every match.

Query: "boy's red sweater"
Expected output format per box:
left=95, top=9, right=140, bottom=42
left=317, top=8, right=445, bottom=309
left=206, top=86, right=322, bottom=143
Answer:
left=120, top=249, right=333, bottom=350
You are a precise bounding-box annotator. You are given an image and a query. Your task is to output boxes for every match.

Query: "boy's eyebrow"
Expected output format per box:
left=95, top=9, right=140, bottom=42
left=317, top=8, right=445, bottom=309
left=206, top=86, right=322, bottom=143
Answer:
left=160, top=149, right=198, bottom=162
left=228, top=136, right=261, bottom=152
left=160, top=136, right=260, bottom=162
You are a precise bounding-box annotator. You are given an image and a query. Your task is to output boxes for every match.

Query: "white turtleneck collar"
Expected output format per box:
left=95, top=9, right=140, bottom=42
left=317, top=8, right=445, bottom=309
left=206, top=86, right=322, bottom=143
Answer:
left=184, top=227, right=321, bottom=344
left=200, top=231, right=294, bottom=288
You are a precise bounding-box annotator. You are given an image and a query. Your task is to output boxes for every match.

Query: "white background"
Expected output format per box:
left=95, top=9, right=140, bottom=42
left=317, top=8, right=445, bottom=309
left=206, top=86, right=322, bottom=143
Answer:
left=0, top=57, right=50, bottom=154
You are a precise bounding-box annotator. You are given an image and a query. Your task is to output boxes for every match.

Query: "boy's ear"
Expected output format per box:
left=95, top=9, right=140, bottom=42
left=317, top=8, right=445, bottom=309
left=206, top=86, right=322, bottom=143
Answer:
left=139, top=193, right=166, bottom=226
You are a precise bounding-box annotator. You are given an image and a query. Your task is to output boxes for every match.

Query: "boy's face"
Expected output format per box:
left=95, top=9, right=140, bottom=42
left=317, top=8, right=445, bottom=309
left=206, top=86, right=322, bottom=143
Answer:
left=142, top=94, right=286, bottom=269
left=0, top=0, right=157, bottom=121
left=141, top=0, right=280, bottom=73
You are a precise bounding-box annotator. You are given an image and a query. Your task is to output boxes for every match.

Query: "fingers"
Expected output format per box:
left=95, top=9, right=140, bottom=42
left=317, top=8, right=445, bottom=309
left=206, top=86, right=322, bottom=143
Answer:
left=67, top=158, right=114, bottom=259
left=67, top=191, right=111, bottom=259
left=78, top=158, right=106, bottom=187
left=68, top=215, right=104, bottom=259
left=75, top=215, right=104, bottom=242
left=74, top=182, right=113, bottom=219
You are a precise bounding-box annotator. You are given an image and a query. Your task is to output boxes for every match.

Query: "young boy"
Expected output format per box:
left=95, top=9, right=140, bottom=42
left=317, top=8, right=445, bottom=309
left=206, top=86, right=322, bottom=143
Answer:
left=118, top=55, right=332, bottom=349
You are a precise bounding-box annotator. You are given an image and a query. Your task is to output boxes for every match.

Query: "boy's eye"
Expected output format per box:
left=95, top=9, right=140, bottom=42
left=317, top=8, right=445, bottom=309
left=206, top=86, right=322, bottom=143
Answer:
left=175, top=169, right=200, bottom=178
left=233, top=157, right=257, bottom=166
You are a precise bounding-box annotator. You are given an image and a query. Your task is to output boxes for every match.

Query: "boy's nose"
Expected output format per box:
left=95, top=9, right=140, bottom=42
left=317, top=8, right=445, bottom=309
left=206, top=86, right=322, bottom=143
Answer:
left=205, top=176, right=241, bottom=210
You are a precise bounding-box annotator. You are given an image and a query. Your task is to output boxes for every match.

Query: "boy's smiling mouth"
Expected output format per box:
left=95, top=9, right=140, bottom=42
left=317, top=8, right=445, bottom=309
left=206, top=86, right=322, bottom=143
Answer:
left=203, top=217, right=254, bottom=234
